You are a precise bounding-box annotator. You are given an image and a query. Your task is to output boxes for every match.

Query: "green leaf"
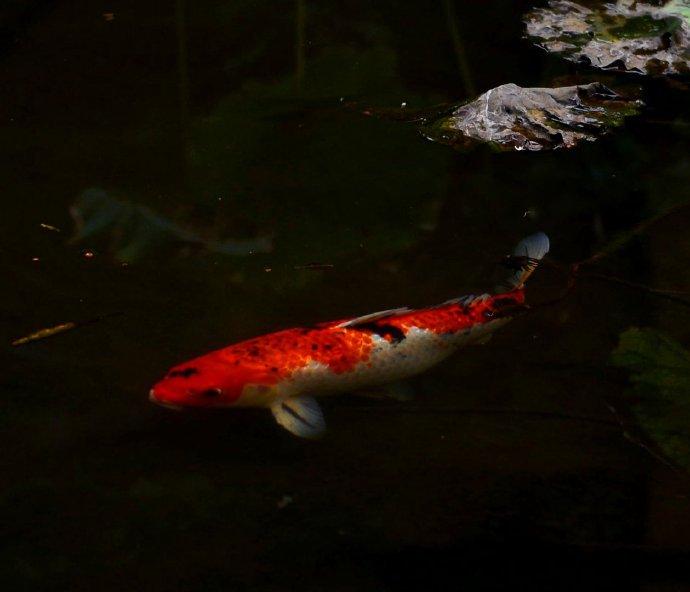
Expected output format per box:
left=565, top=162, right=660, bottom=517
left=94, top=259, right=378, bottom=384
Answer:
left=610, top=327, right=690, bottom=469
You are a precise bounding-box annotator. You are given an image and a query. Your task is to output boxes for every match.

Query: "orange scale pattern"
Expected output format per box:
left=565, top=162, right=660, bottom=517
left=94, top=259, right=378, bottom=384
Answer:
left=390, top=304, right=479, bottom=335
left=218, top=326, right=377, bottom=378
left=387, top=291, right=525, bottom=335
left=211, top=291, right=527, bottom=384
left=390, top=304, right=488, bottom=334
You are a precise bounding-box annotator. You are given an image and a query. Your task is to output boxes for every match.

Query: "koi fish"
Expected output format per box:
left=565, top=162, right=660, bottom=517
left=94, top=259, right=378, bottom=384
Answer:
left=150, top=233, right=549, bottom=438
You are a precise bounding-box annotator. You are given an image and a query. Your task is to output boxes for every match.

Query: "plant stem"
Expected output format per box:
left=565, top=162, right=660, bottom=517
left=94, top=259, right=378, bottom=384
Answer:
left=295, top=0, right=306, bottom=85
left=443, top=0, right=476, bottom=97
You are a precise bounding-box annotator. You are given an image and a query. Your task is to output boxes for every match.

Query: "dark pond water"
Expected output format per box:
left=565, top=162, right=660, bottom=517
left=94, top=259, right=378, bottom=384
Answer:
left=3, top=1, right=690, bottom=590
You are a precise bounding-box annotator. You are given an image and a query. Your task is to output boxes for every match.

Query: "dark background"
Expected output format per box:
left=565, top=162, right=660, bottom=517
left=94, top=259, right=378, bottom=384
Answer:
left=3, top=1, right=690, bottom=590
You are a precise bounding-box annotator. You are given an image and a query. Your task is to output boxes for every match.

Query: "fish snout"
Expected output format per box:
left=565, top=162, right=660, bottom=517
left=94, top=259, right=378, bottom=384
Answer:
left=149, top=387, right=184, bottom=411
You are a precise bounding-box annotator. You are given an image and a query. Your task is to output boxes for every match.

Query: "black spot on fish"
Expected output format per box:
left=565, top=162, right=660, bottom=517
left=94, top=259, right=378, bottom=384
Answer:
left=352, top=322, right=406, bottom=344
left=270, top=367, right=278, bottom=372
left=311, top=344, right=318, bottom=350
left=169, top=367, right=199, bottom=379
left=489, top=295, right=530, bottom=318
left=200, top=388, right=221, bottom=398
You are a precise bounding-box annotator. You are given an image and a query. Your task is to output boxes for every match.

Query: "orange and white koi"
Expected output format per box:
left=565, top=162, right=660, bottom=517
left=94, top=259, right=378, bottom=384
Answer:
left=150, top=233, right=549, bottom=438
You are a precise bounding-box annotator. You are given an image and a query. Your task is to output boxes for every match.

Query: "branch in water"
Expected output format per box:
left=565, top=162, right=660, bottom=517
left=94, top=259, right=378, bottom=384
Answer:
left=11, top=312, right=123, bottom=347
left=578, top=200, right=690, bottom=267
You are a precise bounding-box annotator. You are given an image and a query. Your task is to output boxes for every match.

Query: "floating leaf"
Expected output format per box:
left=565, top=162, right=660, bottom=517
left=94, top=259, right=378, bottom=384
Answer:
left=417, top=82, right=642, bottom=152
left=610, top=327, right=690, bottom=469
left=525, top=0, right=690, bottom=78
left=70, top=188, right=272, bottom=262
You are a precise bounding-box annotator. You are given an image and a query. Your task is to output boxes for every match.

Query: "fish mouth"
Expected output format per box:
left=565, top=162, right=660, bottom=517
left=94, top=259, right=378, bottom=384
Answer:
left=149, top=389, right=184, bottom=411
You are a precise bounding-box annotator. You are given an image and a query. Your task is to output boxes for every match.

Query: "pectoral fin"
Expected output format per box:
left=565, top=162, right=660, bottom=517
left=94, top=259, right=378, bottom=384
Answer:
left=271, top=396, right=326, bottom=439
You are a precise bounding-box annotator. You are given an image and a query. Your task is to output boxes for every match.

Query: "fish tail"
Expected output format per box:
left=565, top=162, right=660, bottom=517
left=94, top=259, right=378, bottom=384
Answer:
left=502, top=232, right=550, bottom=291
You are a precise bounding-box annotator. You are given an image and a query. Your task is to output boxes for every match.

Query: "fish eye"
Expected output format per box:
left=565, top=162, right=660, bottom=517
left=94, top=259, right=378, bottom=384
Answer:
left=483, top=309, right=495, bottom=318
left=199, top=388, right=222, bottom=398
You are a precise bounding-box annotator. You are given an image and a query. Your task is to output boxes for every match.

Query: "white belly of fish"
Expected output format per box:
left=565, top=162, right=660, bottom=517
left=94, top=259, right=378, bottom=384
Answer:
left=281, top=320, right=508, bottom=398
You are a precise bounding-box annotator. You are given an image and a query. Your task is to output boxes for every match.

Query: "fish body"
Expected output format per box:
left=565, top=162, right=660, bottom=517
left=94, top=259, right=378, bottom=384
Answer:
left=150, top=233, right=549, bottom=438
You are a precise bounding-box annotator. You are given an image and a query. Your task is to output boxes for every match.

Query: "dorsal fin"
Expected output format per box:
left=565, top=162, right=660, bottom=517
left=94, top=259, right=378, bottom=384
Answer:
left=337, top=307, right=411, bottom=328
left=436, top=294, right=489, bottom=308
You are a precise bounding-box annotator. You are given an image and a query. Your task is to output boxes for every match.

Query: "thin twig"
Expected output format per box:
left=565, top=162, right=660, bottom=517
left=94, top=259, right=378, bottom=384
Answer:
left=11, top=312, right=123, bottom=347
left=443, top=0, right=476, bottom=97
left=645, top=118, right=690, bottom=128
left=175, top=0, right=190, bottom=166
left=578, top=200, right=690, bottom=267
left=604, top=401, right=689, bottom=486
left=586, top=273, right=690, bottom=308
left=344, top=405, right=619, bottom=426
left=295, top=0, right=306, bottom=85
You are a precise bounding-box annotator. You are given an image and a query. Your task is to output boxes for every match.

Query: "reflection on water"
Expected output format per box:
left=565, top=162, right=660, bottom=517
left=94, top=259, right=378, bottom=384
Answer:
left=3, top=1, right=690, bottom=590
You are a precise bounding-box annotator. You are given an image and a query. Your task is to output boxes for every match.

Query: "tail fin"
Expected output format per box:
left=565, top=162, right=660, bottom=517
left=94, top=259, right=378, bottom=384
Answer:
left=503, top=232, right=550, bottom=291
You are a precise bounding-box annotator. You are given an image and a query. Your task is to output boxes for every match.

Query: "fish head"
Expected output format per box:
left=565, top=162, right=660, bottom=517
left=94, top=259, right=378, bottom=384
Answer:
left=149, top=355, right=270, bottom=409
left=464, top=291, right=528, bottom=340
left=481, top=291, right=527, bottom=319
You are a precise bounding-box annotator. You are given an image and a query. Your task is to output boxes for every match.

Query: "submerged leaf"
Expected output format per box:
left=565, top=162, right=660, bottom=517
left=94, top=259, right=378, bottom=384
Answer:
left=70, top=188, right=272, bottom=262
left=417, top=82, right=642, bottom=152
left=191, top=45, right=450, bottom=264
left=11, top=312, right=122, bottom=346
left=12, top=322, right=78, bottom=346
left=610, top=327, right=690, bottom=469
left=525, top=0, right=690, bottom=78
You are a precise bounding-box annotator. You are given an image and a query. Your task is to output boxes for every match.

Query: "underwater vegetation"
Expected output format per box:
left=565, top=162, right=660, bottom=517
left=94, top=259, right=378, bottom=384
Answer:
left=70, top=188, right=272, bottom=262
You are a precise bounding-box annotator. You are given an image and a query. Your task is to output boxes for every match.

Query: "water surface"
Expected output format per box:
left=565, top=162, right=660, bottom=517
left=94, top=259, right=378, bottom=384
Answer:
left=3, top=1, right=690, bottom=590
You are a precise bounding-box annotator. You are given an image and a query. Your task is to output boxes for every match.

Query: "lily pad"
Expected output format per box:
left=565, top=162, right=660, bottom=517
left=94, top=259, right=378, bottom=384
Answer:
left=70, top=188, right=272, bottom=262
left=525, top=0, right=690, bottom=78
left=417, top=82, right=642, bottom=152
left=610, top=327, right=690, bottom=469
